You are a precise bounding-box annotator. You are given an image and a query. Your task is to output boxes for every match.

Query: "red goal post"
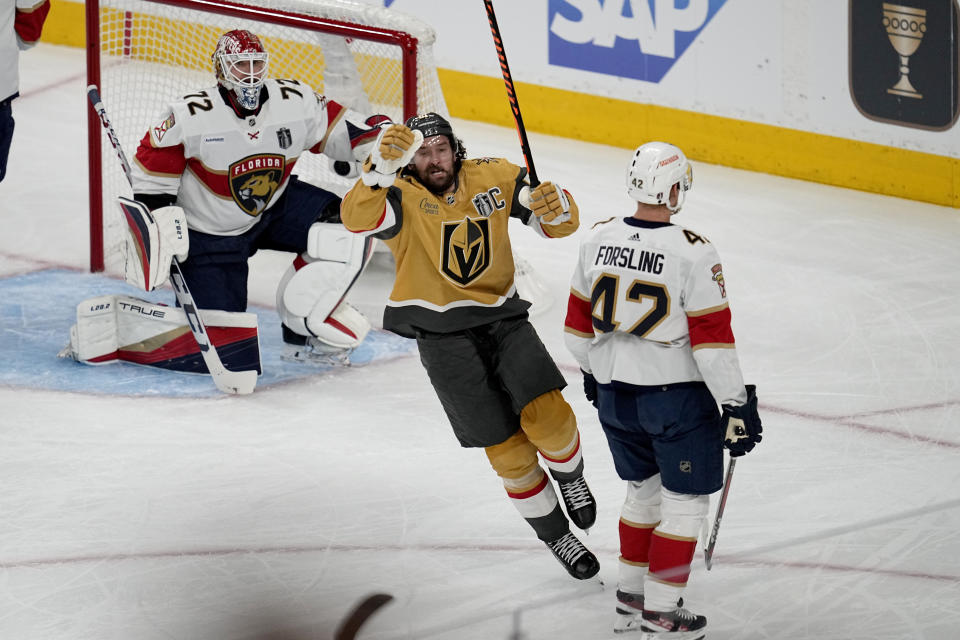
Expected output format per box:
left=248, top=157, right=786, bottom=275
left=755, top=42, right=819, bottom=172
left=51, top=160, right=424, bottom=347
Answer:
left=85, top=0, right=448, bottom=273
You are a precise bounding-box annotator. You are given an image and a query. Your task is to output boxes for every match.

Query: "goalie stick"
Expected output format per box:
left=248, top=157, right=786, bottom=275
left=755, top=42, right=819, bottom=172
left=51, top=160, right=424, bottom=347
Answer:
left=703, top=456, right=736, bottom=570
left=334, top=593, right=393, bottom=640
left=86, top=84, right=258, bottom=395
left=482, top=0, right=539, bottom=187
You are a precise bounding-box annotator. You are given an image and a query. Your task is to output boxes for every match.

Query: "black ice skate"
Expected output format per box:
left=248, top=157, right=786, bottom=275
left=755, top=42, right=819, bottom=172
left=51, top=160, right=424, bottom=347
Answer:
left=545, top=531, right=600, bottom=580
left=639, top=599, right=706, bottom=639
left=557, top=475, right=597, bottom=531
left=613, top=589, right=644, bottom=634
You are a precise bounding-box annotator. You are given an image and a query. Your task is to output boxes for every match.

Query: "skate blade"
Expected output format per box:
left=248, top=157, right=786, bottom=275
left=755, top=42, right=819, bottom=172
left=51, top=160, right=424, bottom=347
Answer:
left=636, top=629, right=705, bottom=640
left=613, top=611, right=642, bottom=633
left=280, top=350, right=352, bottom=367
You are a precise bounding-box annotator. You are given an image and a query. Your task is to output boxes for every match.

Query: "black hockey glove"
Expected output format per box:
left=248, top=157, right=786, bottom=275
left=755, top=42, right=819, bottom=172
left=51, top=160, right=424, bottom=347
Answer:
left=581, top=370, right=598, bottom=408
left=721, top=384, right=762, bottom=457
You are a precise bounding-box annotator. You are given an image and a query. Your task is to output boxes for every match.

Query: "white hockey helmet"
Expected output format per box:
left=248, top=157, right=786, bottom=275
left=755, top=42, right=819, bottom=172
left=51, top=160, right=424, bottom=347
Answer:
left=213, top=29, right=269, bottom=110
left=626, top=141, right=693, bottom=213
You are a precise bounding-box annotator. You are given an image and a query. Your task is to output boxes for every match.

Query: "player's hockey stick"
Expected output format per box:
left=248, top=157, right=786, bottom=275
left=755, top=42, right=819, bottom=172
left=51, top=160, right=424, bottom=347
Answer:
left=87, top=84, right=258, bottom=395
left=334, top=593, right=393, bottom=640
left=704, top=455, right=736, bottom=570
left=482, top=0, right=539, bottom=187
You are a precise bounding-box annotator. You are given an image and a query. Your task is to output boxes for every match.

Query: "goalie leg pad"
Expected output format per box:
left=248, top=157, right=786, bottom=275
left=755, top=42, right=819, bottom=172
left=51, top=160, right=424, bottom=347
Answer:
left=278, top=223, right=374, bottom=349
left=63, top=295, right=261, bottom=374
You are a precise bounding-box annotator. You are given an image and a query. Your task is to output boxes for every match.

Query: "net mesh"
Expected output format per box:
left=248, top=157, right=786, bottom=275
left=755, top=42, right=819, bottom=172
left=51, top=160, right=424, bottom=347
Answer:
left=92, top=0, right=447, bottom=273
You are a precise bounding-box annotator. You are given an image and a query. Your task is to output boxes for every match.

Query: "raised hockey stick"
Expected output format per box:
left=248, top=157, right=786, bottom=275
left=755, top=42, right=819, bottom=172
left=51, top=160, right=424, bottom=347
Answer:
left=87, top=84, right=258, bottom=395
left=482, top=0, right=539, bottom=186
left=703, top=456, right=736, bottom=570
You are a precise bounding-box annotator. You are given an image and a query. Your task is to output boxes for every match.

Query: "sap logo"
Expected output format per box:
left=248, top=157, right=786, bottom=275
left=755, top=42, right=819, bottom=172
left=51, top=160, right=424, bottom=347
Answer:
left=548, top=0, right=727, bottom=83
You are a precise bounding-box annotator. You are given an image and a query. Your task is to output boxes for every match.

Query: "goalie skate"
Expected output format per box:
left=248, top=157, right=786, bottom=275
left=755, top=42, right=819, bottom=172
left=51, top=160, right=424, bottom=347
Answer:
left=281, top=326, right=352, bottom=367
left=282, top=335, right=353, bottom=367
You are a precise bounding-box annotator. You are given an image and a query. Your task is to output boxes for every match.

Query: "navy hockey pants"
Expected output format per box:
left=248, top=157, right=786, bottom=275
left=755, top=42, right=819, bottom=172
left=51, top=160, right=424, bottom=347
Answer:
left=178, top=175, right=340, bottom=312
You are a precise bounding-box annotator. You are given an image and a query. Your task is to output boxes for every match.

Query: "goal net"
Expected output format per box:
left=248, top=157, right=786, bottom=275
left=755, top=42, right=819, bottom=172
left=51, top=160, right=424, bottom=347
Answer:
left=86, top=0, right=448, bottom=273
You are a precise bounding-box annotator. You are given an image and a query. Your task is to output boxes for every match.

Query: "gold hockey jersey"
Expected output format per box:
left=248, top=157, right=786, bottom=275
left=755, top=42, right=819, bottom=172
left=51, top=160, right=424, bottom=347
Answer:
left=341, top=158, right=578, bottom=337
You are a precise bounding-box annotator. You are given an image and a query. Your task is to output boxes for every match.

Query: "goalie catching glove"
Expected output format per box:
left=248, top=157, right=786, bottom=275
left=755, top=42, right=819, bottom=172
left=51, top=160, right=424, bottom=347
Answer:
left=721, top=384, right=763, bottom=457
left=519, top=181, right=578, bottom=226
left=117, top=196, right=189, bottom=292
left=361, top=123, right=424, bottom=188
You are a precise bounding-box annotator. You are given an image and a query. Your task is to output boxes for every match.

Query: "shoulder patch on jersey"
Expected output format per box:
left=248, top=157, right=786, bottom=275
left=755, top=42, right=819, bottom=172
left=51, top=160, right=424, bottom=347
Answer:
left=153, top=114, right=176, bottom=143
left=711, top=263, right=727, bottom=297
left=470, top=157, right=498, bottom=165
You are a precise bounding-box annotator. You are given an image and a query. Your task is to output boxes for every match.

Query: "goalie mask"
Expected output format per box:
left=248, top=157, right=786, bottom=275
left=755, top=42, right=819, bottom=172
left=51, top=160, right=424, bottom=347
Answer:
left=626, top=141, right=693, bottom=213
left=213, top=29, right=269, bottom=111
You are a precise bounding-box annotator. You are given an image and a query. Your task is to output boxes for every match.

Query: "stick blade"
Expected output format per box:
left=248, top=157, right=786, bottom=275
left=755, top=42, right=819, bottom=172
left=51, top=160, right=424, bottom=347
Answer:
left=216, top=368, right=258, bottom=395
left=334, top=593, right=394, bottom=640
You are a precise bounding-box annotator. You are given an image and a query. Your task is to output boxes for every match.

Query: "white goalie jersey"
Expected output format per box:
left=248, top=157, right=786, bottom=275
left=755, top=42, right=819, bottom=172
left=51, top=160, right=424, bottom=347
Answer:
left=130, top=79, right=379, bottom=236
left=564, top=216, right=747, bottom=407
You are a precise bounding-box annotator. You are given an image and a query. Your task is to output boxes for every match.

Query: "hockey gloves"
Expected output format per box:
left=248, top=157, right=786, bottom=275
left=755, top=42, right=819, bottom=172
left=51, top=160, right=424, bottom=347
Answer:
left=519, top=181, right=578, bottom=226
left=118, top=197, right=189, bottom=292
left=581, top=370, right=598, bottom=408
left=361, top=123, right=424, bottom=188
left=721, top=384, right=762, bottom=457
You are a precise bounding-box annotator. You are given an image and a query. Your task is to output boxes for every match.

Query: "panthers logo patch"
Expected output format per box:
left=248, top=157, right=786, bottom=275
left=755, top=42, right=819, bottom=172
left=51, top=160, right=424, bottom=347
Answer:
left=440, top=216, right=490, bottom=286
left=229, top=154, right=285, bottom=216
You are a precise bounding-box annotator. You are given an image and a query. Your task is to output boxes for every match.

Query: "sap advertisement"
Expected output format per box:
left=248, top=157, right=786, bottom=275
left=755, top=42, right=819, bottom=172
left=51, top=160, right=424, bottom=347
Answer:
left=364, top=0, right=958, bottom=157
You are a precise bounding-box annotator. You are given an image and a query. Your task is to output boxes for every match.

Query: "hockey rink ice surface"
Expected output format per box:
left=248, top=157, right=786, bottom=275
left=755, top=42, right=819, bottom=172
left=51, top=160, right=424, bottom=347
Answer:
left=1, top=46, right=958, bottom=640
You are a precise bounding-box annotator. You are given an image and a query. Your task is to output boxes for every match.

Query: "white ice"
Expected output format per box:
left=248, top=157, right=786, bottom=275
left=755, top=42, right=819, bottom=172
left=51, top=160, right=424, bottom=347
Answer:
left=1, top=45, right=959, bottom=640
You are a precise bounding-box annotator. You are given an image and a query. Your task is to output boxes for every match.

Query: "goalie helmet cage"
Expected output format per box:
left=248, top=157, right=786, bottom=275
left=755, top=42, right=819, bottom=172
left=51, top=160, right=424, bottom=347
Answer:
left=85, top=0, right=449, bottom=273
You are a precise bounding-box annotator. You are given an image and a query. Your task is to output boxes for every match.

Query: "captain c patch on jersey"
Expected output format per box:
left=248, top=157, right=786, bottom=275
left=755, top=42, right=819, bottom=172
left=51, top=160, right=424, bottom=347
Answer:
left=229, top=154, right=285, bottom=216
left=441, top=216, right=490, bottom=286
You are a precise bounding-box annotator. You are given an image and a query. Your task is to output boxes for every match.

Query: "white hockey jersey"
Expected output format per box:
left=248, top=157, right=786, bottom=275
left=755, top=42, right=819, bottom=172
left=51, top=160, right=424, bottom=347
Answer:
left=564, top=216, right=747, bottom=407
left=130, top=79, right=379, bottom=236
left=1, top=0, right=50, bottom=103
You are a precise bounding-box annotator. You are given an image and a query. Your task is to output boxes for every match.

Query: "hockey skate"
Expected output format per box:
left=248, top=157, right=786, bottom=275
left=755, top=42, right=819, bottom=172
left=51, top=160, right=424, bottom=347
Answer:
left=635, top=599, right=706, bottom=639
left=544, top=531, right=600, bottom=580
left=281, top=335, right=353, bottom=367
left=557, top=475, right=597, bottom=531
left=613, top=589, right=644, bottom=633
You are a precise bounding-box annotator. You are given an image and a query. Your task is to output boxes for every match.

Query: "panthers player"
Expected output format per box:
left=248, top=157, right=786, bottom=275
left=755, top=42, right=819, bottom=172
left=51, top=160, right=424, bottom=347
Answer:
left=125, top=29, right=385, bottom=365
left=341, top=113, right=600, bottom=581
left=564, top=142, right=763, bottom=637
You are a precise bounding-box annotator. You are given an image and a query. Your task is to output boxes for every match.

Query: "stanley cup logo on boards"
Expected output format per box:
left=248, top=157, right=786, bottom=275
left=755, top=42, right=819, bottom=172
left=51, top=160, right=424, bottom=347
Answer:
left=883, top=3, right=927, bottom=98
left=849, top=0, right=959, bottom=130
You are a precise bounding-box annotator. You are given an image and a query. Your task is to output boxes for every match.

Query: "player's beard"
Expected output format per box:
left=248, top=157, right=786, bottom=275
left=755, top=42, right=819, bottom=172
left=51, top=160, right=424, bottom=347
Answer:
left=420, top=163, right=455, bottom=195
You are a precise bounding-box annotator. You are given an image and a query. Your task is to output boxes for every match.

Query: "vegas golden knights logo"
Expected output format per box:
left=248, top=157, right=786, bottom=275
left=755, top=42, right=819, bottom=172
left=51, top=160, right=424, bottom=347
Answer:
left=441, top=216, right=491, bottom=286
left=229, top=153, right=285, bottom=216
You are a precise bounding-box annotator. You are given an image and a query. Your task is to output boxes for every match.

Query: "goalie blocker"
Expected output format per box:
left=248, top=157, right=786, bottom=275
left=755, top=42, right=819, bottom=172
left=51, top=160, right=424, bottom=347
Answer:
left=59, top=294, right=262, bottom=375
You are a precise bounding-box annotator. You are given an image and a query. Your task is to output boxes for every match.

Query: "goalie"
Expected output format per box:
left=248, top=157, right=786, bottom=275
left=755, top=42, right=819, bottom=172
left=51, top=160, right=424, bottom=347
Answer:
left=65, top=29, right=390, bottom=373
